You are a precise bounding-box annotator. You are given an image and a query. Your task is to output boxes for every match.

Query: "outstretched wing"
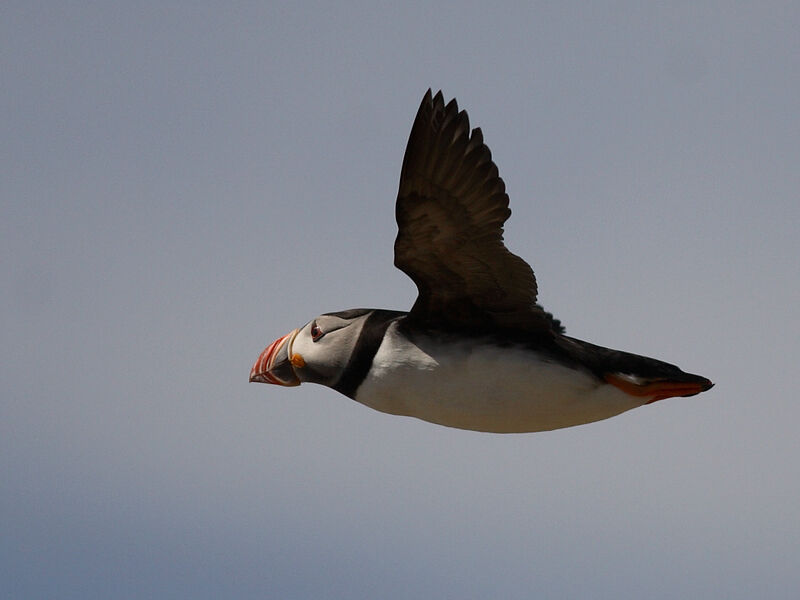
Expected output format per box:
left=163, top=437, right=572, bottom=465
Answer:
left=394, top=90, right=561, bottom=334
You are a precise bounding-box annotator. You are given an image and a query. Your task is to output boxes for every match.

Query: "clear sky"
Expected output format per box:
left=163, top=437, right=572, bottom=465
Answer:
left=3, top=2, right=799, bottom=598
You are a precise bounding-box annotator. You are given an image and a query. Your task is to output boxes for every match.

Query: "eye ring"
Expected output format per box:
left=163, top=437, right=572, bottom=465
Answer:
left=310, top=322, right=324, bottom=342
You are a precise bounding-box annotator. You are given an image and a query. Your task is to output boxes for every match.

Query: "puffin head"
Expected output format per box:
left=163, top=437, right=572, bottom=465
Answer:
left=249, top=309, right=375, bottom=389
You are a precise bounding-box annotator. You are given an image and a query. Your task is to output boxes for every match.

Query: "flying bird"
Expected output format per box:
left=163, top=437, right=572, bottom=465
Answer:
left=250, top=90, right=713, bottom=433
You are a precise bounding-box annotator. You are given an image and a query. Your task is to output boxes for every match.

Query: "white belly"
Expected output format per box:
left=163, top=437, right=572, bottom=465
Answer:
left=354, top=325, right=644, bottom=433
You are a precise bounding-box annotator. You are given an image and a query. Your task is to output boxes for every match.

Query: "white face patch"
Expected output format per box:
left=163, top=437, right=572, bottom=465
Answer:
left=289, top=313, right=369, bottom=386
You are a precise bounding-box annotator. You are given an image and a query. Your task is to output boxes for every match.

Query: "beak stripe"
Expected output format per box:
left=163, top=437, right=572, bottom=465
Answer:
left=250, top=330, right=301, bottom=385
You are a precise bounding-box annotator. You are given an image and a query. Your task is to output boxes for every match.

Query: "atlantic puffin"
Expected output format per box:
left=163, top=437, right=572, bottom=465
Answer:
left=250, top=90, right=713, bottom=433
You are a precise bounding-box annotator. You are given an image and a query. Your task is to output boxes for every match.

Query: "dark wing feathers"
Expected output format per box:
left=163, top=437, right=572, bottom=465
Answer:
left=395, top=90, right=562, bottom=334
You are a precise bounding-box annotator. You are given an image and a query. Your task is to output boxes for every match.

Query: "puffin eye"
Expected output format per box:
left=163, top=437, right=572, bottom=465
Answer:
left=310, top=322, right=324, bottom=342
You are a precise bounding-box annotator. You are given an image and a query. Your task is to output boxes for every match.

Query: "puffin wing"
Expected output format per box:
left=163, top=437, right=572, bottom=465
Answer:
left=395, top=90, right=560, bottom=334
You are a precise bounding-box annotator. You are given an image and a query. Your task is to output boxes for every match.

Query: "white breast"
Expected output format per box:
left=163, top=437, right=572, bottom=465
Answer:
left=354, top=323, right=644, bottom=433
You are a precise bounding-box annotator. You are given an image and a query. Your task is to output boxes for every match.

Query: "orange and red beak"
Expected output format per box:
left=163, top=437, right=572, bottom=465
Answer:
left=250, top=329, right=301, bottom=386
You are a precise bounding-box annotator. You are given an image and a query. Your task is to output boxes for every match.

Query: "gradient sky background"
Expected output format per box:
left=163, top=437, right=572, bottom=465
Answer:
left=3, top=2, right=799, bottom=598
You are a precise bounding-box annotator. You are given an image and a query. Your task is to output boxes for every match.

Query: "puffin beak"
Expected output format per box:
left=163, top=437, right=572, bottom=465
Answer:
left=250, top=329, right=301, bottom=386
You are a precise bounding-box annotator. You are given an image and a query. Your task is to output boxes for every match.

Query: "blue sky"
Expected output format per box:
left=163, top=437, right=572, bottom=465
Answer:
left=2, top=2, right=799, bottom=598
